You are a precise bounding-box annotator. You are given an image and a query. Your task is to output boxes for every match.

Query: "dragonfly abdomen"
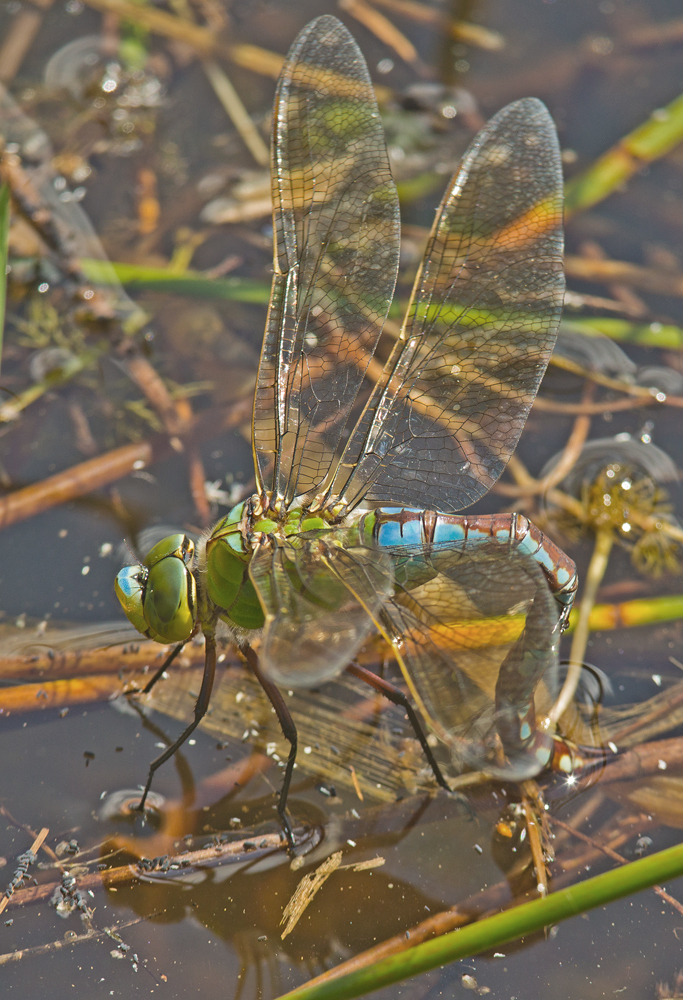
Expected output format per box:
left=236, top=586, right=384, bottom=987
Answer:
left=362, top=507, right=578, bottom=623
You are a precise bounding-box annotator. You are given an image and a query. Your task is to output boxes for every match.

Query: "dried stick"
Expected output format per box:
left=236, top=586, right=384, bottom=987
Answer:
left=0, top=915, right=148, bottom=966
left=0, top=828, right=49, bottom=916
left=5, top=831, right=293, bottom=912
left=0, top=396, right=252, bottom=531
left=554, top=817, right=683, bottom=917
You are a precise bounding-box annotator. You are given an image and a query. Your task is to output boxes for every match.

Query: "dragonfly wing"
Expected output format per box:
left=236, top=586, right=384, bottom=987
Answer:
left=331, top=98, right=564, bottom=512
left=253, top=15, right=400, bottom=506
left=379, top=541, right=561, bottom=779
left=248, top=531, right=394, bottom=688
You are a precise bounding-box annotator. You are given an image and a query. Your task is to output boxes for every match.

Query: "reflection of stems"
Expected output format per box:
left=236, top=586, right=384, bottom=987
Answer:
left=549, top=527, right=614, bottom=725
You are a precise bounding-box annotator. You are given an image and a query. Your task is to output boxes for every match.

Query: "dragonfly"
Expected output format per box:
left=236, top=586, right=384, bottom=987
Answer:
left=116, top=15, right=579, bottom=839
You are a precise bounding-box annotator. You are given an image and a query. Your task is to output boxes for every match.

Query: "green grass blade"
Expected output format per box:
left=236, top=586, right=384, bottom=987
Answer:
left=565, top=90, right=683, bottom=217
left=275, top=842, right=683, bottom=1000
left=566, top=317, right=683, bottom=350
left=78, top=258, right=272, bottom=303
left=0, top=182, right=10, bottom=378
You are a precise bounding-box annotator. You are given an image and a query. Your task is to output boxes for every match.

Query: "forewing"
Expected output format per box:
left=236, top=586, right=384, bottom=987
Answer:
left=378, top=541, right=561, bottom=779
left=330, top=98, right=564, bottom=512
left=248, top=531, right=394, bottom=688
left=253, top=16, right=400, bottom=505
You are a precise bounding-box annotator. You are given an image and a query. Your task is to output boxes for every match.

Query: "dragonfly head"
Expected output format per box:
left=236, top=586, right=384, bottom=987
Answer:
left=115, top=533, right=197, bottom=643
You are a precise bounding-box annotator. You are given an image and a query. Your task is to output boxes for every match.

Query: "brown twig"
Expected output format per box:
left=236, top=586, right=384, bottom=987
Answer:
left=495, top=390, right=592, bottom=498
left=565, top=254, right=683, bottom=300
left=5, top=831, right=292, bottom=911
left=186, top=443, right=212, bottom=528
left=0, top=674, right=129, bottom=715
left=0, top=915, right=149, bottom=966
left=368, top=0, right=504, bottom=51
left=576, top=241, right=648, bottom=317
left=0, top=0, right=56, bottom=84
left=520, top=782, right=550, bottom=896
left=0, top=828, right=49, bottom=916
left=531, top=395, right=668, bottom=415
left=0, top=396, right=252, bottom=531
left=0, top=807, right=59, bottom=862
left=554, top=817, right=683, bottom=917
left=598, top=736, right=683, bottom=784
left=0, top=635, right=207, bottom=680
left=621, top=16, right=683, bottom=50
left=339, top=0, right=424, bottom=70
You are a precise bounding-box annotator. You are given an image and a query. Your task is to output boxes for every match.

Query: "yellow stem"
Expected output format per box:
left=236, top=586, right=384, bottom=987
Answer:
left=549, top=526, right=614, bottom=725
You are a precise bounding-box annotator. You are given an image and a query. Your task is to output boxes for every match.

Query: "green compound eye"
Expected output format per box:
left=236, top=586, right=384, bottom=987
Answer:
left=115, top=534, right=197, bottom=644
left=115, top=564, right=160, bottom=639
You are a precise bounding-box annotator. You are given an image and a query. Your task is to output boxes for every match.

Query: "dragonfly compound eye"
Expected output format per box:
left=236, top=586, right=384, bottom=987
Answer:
left=115, top=564, right=152, bottom=637
left=142, top=551, right=197, bottom=643
left=116, top=534, right=197, bottom=644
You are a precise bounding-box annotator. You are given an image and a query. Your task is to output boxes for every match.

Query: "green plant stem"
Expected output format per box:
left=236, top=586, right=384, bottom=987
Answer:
left=566, top=318, right=683, bottom=350
left=274, top=841, right=683, bottom=1000
left=565, top=592, right=683, bottom=632
left=565, top=90, right=683, bottom=217
left=549, top=526, right=614, bottom=725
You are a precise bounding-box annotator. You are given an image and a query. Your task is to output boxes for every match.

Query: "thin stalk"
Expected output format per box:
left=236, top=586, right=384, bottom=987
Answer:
left=549, top=526, right=614, bottom=725
left=202, top=60, right=269, bottom=166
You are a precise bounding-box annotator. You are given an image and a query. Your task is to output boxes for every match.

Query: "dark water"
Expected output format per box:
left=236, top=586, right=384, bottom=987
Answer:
left=1, top=1, right=683, bottom=997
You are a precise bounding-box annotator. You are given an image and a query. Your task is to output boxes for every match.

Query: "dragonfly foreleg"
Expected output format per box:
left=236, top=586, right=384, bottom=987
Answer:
left=346, top=661, right=451, bottom=793
left=140, top=641, right=187, bottom=695
left=242, top=643, right=297, bottom=849
left=136, top=629, right=217, bottom=813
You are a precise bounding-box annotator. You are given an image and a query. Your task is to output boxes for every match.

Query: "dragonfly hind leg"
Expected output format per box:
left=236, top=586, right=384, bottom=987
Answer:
left=346, top=662, right=451, bottom=793
left=136, top=630, right=217, bottom=813
left=242, top=644, right=297, bottom=849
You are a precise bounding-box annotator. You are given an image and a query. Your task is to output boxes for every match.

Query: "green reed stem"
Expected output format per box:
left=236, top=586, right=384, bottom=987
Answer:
left=566, top=592, right=683, bottom=633
left=565, top=90, right=683, bottom=217
left=275, top=841, right=683, bottom=1000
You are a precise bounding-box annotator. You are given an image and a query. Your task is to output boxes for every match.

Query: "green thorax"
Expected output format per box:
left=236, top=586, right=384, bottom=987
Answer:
left=205, top=499, right=363, bottom=629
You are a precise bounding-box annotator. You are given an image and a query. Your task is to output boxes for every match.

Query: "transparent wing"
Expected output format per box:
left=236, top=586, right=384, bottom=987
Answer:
left=248, top=529, right=394, bottom=688
left=0, top=620, right=143, bottom=658
left=329, top=98, right=564, bottom=513
left=253, top=15, right=400, bottom=506
left=378, top=542, right=561, bottom=779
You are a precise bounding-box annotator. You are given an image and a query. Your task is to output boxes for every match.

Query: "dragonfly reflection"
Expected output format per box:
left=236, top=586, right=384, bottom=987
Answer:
left=115, top=15, right=578, bottom=838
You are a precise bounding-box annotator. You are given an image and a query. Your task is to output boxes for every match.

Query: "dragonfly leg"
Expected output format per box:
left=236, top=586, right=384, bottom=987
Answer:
left=136, top=631, right=217, bottom=813
left=242, top=643, right=297, bottom=849
left=346, top=662, right=450, bottom=792
left=141, top=641, right=187, bottom=695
